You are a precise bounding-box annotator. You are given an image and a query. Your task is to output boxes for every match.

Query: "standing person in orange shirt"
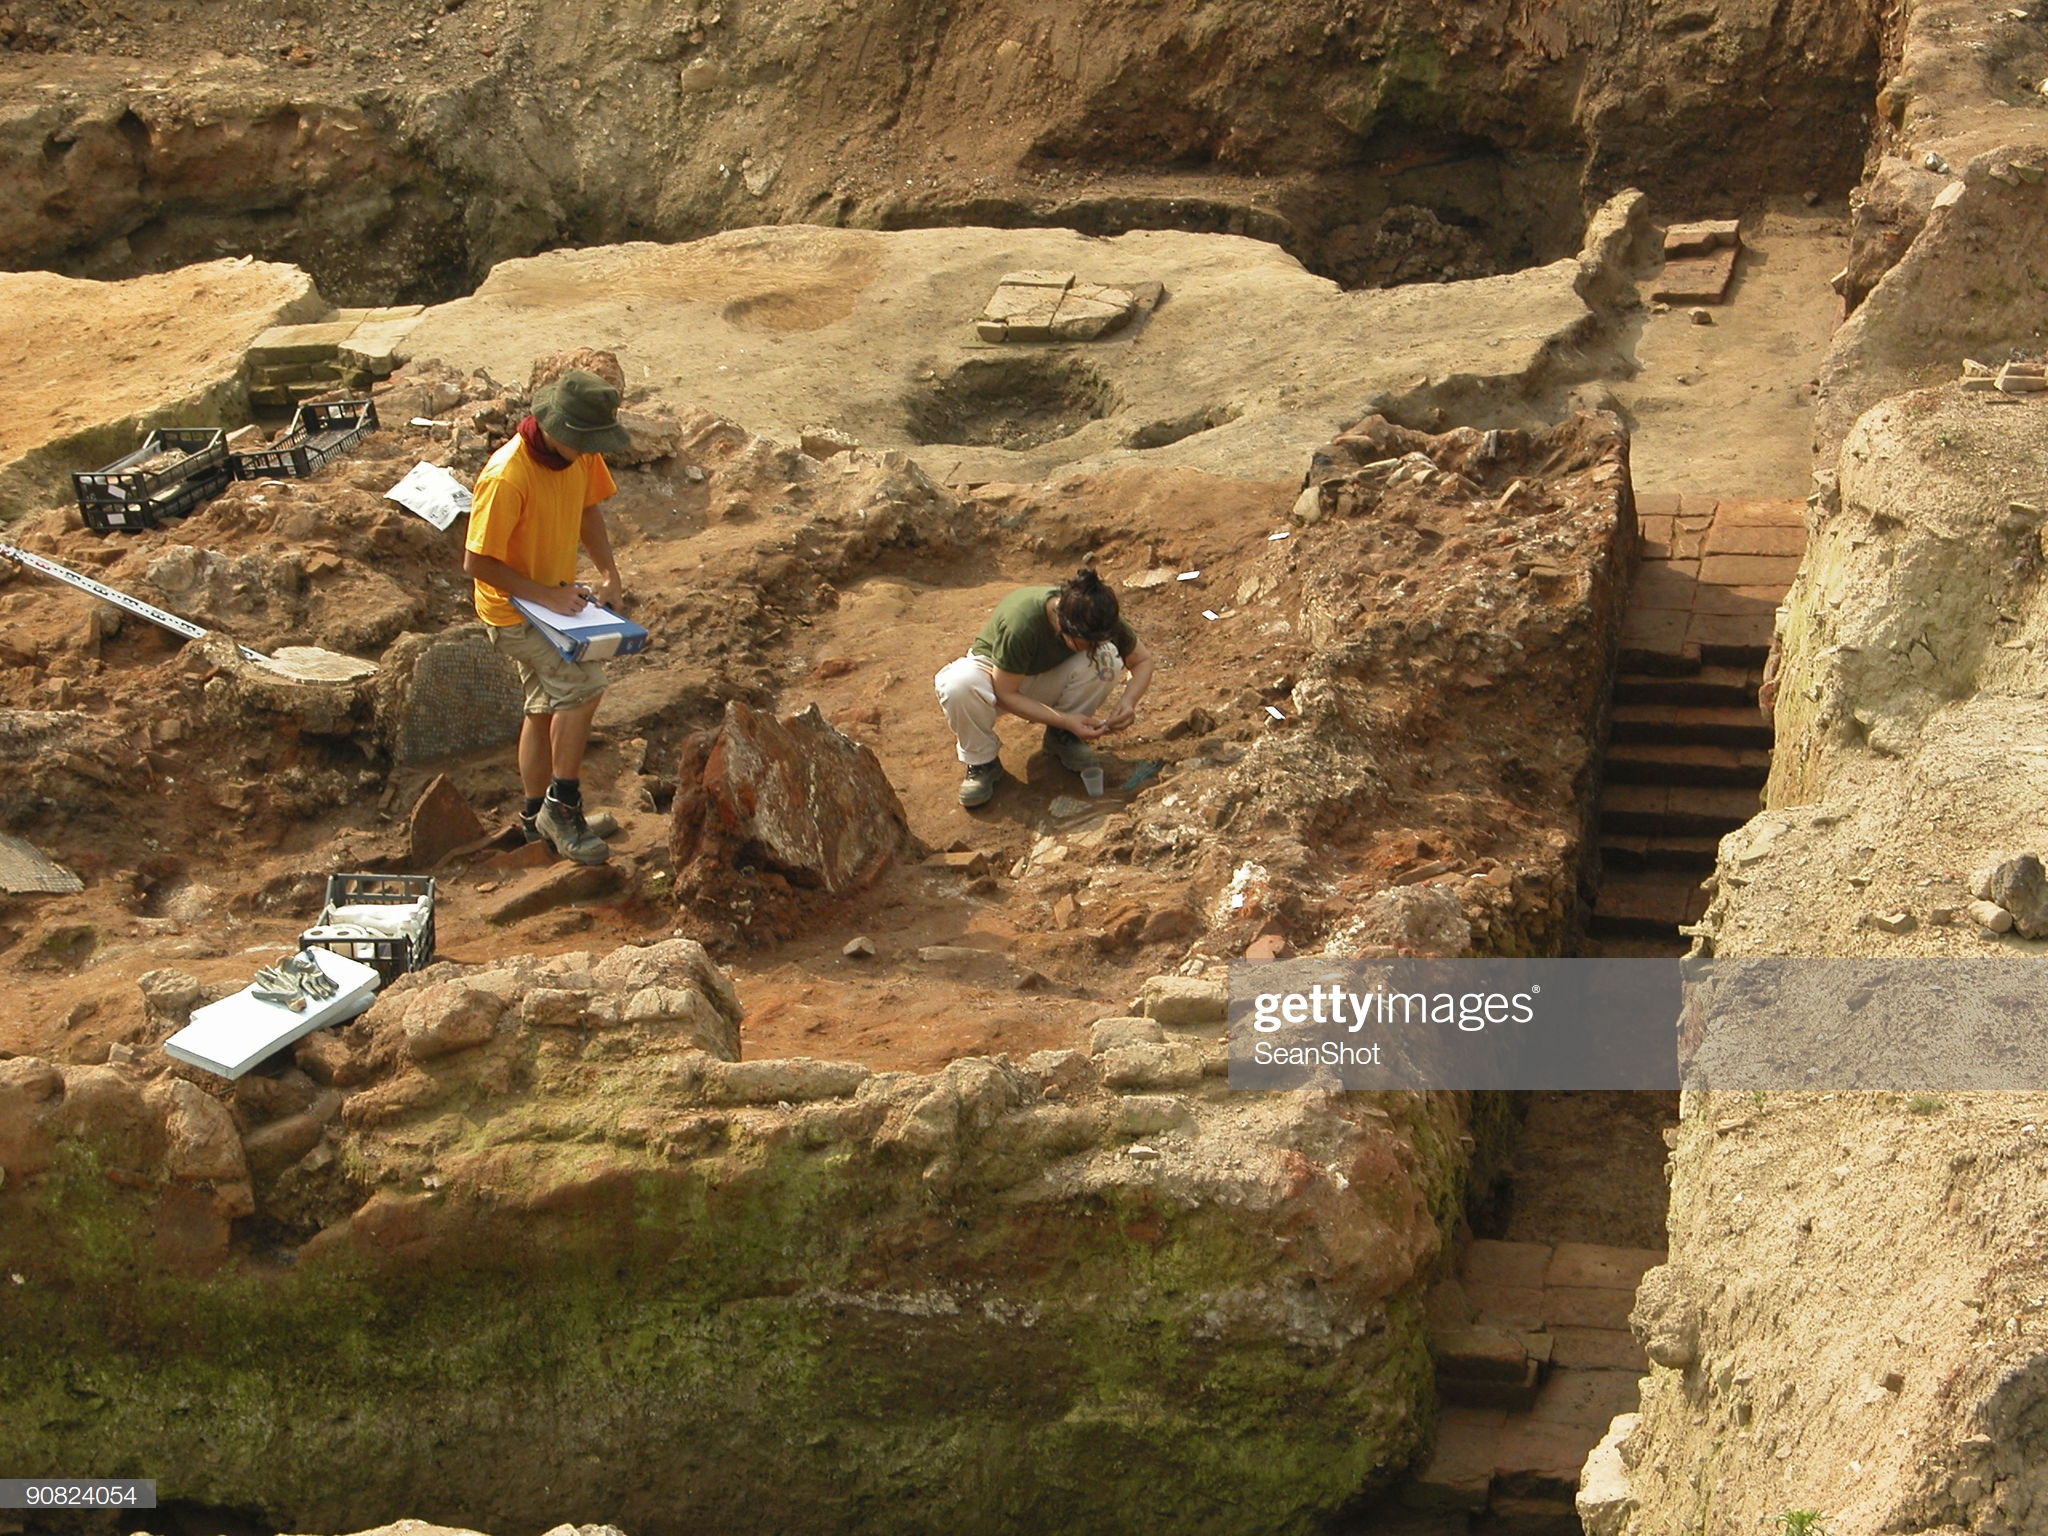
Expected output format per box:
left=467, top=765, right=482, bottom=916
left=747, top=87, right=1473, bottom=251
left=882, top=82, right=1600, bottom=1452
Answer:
left=462, top=369, right=629, bottom=866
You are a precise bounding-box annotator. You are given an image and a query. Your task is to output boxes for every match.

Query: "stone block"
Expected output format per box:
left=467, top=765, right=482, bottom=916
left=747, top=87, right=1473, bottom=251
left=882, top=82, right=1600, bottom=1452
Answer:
left=1466, top=1281, right=1546, bottom=1329
left=1404, top=1410, right=1501, bottom=1512
left=1548, top=1326, right=1649, bottom=1370
left=1545, top=1243, right=1664, bottom=1290
left=1631, top=559, right=1700, bottom=610
left=1432, top=1326, right=1529, bottom=1382
left=1137, top=974, right=1227, bottom=1026
left=1619, top=607, right=1692, bottom=659
left=1689, top=583, right=1785, bottom=617
left=337, top=316, right=421, bottom=376
left=247, top=320, right=358, bottom=366
left=1544, top=1285, right=1636, bottom=1330
left=1697, top=553, right=1801, bottom=587
left=1685, top=610, right=1775, bottom=652
left=1095, top=1041, right=1205, bottom=1091
left=1113, top=1094, right=1189, bottom=1135
left=1494, top=1417, right=1605, bottom=1497
left=1089, top=1016, right=1164, bottom=1054
left=1529, top=1367, right=1642, bottom=1429
left=1703, top=521, right=1806, bottom=557
left=702, top=1057, right=870, bottom=1105
left=1661, top=219, right=1740, bottom=256
left=484, top=863, right=624, bottom=925
left=1462, top=1239, right=1553, bottom=1289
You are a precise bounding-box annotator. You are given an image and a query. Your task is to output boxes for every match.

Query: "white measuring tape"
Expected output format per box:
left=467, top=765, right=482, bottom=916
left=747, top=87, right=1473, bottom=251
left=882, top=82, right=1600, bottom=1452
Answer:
left=0, top=542, right=270, bottom=662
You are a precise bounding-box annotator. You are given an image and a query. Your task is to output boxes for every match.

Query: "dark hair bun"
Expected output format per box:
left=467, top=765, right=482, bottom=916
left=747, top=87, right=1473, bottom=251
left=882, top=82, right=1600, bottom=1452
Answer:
left=1056, top=566, right=1122, bottom=645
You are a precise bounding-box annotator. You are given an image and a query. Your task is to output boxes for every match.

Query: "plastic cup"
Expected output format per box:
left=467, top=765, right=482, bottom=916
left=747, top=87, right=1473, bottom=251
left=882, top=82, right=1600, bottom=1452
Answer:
left=1081, top=766, right=1105, bottom=798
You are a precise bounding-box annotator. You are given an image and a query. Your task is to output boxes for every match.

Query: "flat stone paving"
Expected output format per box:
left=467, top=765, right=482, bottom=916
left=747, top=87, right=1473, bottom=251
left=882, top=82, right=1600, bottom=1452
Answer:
left=1412, top=1239, right=1664, bottom=1515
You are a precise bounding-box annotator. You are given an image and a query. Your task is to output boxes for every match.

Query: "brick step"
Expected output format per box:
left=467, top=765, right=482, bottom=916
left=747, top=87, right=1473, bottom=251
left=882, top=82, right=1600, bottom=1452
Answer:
left=1696, top=638, right=1773, bottom=669
left=1599, top=782, right=1759, bottom=837
left=1610, top=702, right=1773, bottom=748
left=1617, top=639, right=1701, bottom=676
left=1604, top=741, right=1771, bottom=787
left=1600, top=834, right=1722, bottom=873
left=1612, top=666, right=1761, bottom=708
left=1591, top=872, right=1711, bottom=935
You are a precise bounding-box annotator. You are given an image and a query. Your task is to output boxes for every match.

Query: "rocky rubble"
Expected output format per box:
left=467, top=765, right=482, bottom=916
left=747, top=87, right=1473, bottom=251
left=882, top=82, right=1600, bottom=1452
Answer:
left=1116, top=411, right=1634, bottom=962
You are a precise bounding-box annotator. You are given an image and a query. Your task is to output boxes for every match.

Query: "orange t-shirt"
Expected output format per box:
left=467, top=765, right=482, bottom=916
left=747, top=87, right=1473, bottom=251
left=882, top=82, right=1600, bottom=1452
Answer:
left=465, top=436, right=618, bottom=627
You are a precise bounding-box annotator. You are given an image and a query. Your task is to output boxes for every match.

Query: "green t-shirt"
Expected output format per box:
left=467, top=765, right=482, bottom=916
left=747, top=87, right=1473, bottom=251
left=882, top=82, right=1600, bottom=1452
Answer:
left=969, top=585, right=1138, bottom=677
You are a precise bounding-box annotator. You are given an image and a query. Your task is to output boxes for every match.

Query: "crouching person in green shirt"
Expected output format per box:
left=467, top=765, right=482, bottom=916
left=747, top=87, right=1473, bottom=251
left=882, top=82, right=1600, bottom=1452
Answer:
left=934, top=567, right=1155, bottom=808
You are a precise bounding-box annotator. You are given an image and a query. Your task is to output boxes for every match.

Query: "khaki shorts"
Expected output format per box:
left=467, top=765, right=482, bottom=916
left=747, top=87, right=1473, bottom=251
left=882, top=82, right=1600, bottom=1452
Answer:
left=485, top=620, right=608, bottom=715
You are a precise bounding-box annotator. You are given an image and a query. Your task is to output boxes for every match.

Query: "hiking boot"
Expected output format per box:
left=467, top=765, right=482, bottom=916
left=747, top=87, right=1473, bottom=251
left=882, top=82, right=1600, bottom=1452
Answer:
left=958, top=759, right=1003, bottom=808
left=536, top=795, right=612, bottom=865
left=524, top=808, right=617, bottom=844
left=1044, top=725, right=1100, bottom=772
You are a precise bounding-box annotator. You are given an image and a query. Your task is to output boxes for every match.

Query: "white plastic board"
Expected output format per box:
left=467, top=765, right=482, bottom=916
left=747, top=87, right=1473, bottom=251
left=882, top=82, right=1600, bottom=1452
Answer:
left=163, top=947, right=382, bottom=1080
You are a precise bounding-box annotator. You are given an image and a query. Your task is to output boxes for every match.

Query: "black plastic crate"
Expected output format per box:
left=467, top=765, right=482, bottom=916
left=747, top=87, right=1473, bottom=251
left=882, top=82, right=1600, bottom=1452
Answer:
left=79, top=462, right=233, bottom=534
left=233, top=398, right=379, bottom=480
left=298, top=871, right=435, bottom=986
left=74, top=427, right=228, bottom=521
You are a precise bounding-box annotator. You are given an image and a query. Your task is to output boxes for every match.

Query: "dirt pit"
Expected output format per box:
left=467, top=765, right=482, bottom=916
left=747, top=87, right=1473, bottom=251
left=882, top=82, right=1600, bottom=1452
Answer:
left=0, top=350, right=1638, bottom=1088
left=903, top=353, right=1119, bottom=451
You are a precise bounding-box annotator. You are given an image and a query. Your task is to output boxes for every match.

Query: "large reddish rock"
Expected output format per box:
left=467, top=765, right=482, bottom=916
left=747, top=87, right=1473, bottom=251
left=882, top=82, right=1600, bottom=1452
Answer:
left=670, top=701, right=917, bottom=935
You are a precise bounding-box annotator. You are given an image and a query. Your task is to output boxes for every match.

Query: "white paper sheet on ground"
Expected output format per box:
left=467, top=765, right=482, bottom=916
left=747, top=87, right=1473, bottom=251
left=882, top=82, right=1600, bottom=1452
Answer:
left=384, top=461, right=473, bottom=531
left=163, top=947, right=382, bottom=1079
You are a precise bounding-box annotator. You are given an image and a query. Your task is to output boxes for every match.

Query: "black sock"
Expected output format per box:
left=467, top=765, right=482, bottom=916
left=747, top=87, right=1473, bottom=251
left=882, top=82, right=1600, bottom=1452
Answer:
left=549, top=777, right=581, bottom=809
left=522, top=796, right=545, bottom=823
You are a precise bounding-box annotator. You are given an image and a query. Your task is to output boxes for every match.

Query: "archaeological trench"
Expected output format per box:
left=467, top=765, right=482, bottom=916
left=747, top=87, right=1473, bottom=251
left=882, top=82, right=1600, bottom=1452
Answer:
left=0, top=0, right=2046, bottom=1533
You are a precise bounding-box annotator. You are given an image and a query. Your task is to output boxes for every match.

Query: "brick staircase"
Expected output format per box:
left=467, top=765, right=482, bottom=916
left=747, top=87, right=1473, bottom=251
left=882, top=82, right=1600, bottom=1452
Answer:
left=1592, top=494, right=1805, bottom=947
left=1405, top=1239, right=1664, bottom=1526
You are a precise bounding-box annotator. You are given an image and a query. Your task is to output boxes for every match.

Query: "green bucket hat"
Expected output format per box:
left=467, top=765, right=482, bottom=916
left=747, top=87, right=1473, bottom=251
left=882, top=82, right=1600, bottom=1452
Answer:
left=532, top=369, right=632, bottom=456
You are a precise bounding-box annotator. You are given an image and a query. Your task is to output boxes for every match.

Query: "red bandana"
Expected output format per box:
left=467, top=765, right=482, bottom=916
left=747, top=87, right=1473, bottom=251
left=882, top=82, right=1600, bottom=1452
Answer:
left=516, top=414, right=573, bottom=471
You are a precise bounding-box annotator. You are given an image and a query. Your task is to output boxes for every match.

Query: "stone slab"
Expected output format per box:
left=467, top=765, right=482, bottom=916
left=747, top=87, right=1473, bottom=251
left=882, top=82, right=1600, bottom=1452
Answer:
left=1405, top=1411, right=1501, bottom=1511
left=1686, top=610, right=1776, bottom=653
left=1698, top=553, right=1802, bottom=587
left=1703, top=522, right=1806, bottom=557
left=247, top=319, right=359, bottom=365
left=1689, top=583, right=1785, bottom=617
left=1632, top=560, right=1700, bottom=610
left=1618, top=608, right=1692, bottom=657
left=1707, top=497, right=1807, bottom=526
left=1542, top=1285, right=1637, bottom=1331
left=1433, top=1326, right=1530, bottom=1382
left=1633, top=491, right=1682, bottom=518
left=1465, top=1281, right=1546, bottom=1329
left=1651, top=246, right=1739, bottom=304
left=1545, top=1243, right=1666, bottom=1290
left=1662, top=219, right=1741, bottom=256
left=1527, top=1368, right=1643, bottom=1430
left=1461, top=1239, right=1553, bottom=1289
left=1548, top=1326, right=1650, bottom=1371
left=1493, top=1417, right=1607, bottom=1496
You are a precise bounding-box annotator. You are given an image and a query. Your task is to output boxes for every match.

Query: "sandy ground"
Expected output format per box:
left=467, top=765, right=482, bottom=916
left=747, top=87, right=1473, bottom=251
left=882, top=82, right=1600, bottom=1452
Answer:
left=1612, top=201, right=1851, bottom=500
